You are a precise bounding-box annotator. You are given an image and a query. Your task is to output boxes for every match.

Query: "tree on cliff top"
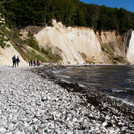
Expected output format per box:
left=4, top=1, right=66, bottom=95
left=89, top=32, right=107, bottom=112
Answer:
left=0, top=0, right=13, bottom=48
left=0, top=0, right=14, bottom=5
left=0, top=0, right=134, bottom=33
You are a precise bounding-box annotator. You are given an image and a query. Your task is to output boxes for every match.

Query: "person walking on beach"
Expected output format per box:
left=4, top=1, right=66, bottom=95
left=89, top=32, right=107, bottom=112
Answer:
left=12, top=55, right=16, bottom=68
left=37, top=59, right=40, bottom=66
left=34, top=60, right=36, bottom=66
left=16, top=56, right=20, bottom=66
left=29, top=60, right=33, bottom=66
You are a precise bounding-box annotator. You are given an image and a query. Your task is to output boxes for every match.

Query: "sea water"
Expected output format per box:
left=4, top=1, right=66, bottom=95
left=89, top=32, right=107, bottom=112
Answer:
left=54, top=65, right=134, bottom=105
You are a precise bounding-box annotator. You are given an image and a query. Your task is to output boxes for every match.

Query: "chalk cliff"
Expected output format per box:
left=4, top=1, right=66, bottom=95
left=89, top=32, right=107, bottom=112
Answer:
left=127, top=31, right=134, bottom=64
left=35, top=20, right=104, bottom=64
left=96, top=30, right=131, bottom=64
left=0, top=42, right=27, bottom=66
left=0, top=20, right=134, bottom=65
left=34, top=20, right=132, bottom=64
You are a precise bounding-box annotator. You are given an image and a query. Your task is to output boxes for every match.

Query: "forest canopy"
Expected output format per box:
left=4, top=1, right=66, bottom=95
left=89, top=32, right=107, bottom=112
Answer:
left=0, top=0, right=134, bottom=33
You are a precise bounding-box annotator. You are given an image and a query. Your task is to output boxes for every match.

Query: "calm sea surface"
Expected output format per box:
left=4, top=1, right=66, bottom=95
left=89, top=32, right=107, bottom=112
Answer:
left=54, top=65, right=134, bottom=104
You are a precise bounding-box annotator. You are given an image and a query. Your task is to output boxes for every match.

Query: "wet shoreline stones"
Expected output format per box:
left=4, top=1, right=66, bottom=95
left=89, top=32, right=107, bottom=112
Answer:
left=0, top=66, right=134, bottom=133
left=33, top=65, right=134, bottom=133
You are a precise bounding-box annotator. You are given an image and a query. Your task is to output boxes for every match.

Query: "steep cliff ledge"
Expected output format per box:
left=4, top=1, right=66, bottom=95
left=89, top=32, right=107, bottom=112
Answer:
left=1, top=20, right=133, bottom=65
left=34, top=20, right=133, bottom=65
left=127, top=30, right=134, bottom=64
left=96, top=30, right=132, bottom=64
left=34, top=20, right=104, bottom=65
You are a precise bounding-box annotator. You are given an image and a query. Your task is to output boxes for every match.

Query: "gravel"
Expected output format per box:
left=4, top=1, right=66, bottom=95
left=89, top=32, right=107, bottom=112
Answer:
left=0, top=66, right=134, bottom=134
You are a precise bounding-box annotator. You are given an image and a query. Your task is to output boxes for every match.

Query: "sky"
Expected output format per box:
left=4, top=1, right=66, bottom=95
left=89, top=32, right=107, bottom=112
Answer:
left=80, top=0, right=134, bottom=13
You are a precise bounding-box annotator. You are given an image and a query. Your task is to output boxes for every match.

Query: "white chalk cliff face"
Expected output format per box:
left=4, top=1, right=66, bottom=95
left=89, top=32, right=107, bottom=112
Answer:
left=127, top=30, right=134, bottom=64
left=96, top=30, right=128, bottom=64
left=35, top=20, right=104, bottom=64
left=1, top=20, right=133, bottom=66
left=0, top=42, right=27, bottom=66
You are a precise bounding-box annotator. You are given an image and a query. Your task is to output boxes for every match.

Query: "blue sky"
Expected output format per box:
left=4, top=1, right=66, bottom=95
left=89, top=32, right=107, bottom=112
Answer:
left=80, top=0, right=134, bottom=13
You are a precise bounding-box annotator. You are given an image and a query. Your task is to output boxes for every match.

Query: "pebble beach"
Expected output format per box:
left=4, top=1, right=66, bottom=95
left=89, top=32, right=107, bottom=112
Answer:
left=0, top=66, right=134, bottom=134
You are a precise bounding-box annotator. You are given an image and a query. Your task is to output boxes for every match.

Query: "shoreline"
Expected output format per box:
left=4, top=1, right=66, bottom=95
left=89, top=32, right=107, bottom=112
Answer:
left=31, top=65, right=134, bottom=108
left=31, top=65, right=134, bottom=132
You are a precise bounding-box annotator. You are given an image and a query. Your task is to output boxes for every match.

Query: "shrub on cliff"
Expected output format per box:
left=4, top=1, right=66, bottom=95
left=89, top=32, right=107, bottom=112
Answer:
left=0, top=13, right=10, bottom=48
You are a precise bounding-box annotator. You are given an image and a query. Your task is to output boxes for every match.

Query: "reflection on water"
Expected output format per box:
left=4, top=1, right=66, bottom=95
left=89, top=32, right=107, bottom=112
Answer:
left=54, top=65, right=134, bottom=103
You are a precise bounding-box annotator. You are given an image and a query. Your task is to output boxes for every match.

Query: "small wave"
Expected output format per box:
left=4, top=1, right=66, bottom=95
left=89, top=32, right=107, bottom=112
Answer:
left=112, top=88, right=134, bottom=94
left=52, top=70, right=64, bottom=74
left=109, top=96, right=134, bottom=106
left=78, top=84, right=86, bottom=88
left=60, top=79, right=71, bottom=84
left=112, top=89, right=125, bottom=93
left=66, top=66, right=73, bottom=69
left=60, top=75, right=71, bottom=79
left=53, top=67, right=72, bottom=74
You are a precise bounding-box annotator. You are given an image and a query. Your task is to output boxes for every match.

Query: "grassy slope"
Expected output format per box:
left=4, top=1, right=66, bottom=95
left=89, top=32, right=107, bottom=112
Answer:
left=3, top=27, right=62, bottom=63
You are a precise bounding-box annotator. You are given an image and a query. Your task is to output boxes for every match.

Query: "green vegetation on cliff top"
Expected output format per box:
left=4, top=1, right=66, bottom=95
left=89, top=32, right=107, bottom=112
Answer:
left=0, top=0, right=134, bottom=33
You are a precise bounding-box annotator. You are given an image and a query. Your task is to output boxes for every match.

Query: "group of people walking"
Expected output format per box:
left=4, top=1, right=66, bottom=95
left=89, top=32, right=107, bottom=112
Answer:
left=12, top=55, right=20, bottom=67
left=12, top=55, right=41, bottom=67
left=29, top=59, right=40, bottom=66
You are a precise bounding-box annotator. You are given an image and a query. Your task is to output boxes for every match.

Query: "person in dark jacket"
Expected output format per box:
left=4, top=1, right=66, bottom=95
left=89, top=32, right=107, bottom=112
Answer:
left=34, top=60, right=36, bottom=66
left=16, top=56, right=20, bottom=66
left=29, top=60, right=33, bottom=66
left=37, top=59, right=40, bottom=66
left=12, top=55, right=16, bottom=68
